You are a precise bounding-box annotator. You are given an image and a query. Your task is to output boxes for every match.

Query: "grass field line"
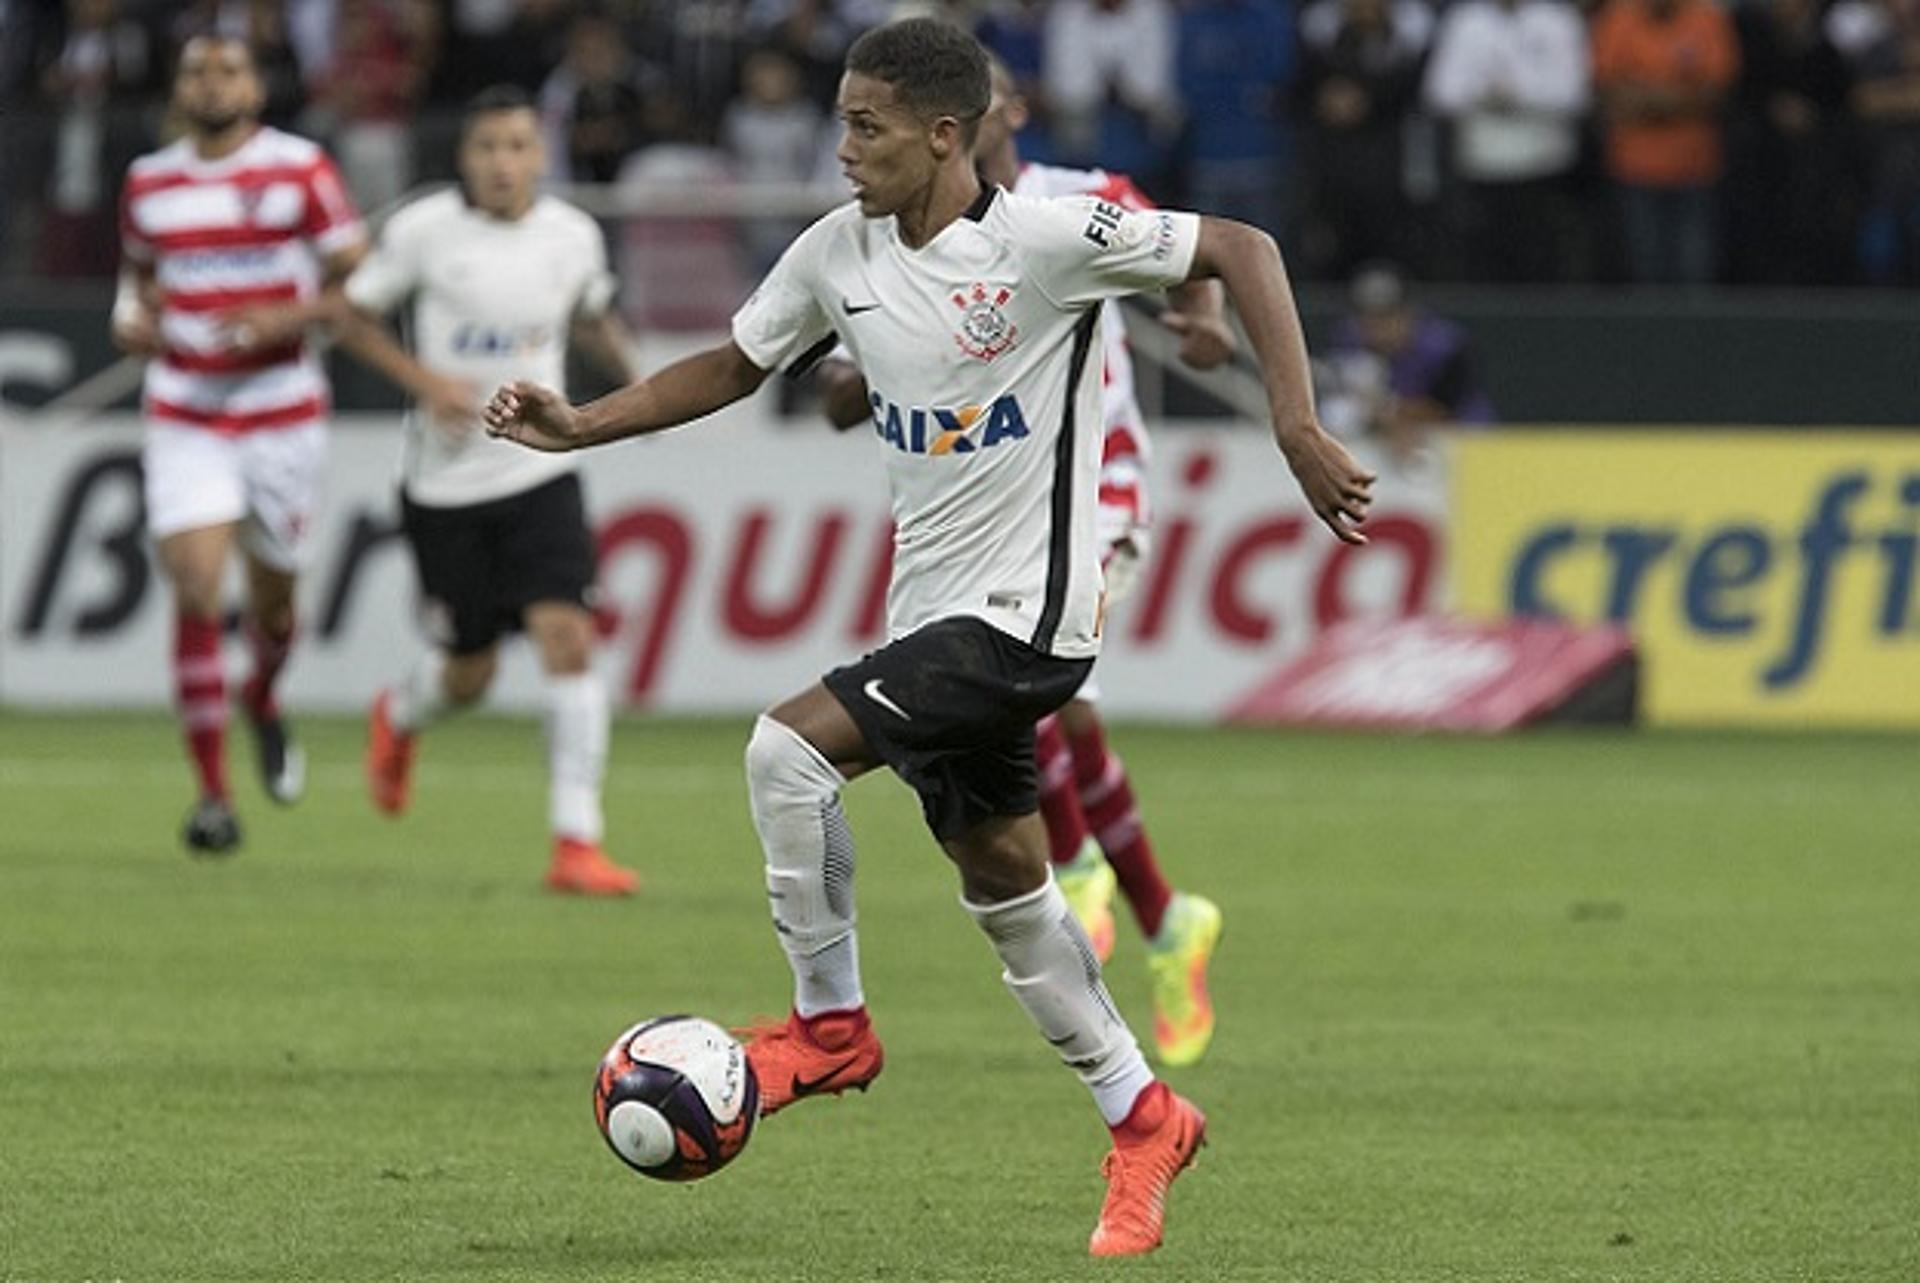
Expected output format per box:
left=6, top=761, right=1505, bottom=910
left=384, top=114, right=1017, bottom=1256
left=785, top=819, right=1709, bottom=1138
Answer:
left=0, top=753, right=1869, bottom=808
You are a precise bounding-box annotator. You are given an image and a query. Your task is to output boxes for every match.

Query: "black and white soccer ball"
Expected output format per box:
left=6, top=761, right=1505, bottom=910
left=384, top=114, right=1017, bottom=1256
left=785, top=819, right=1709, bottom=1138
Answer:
left=593, top=1015, right=759, bottom=1181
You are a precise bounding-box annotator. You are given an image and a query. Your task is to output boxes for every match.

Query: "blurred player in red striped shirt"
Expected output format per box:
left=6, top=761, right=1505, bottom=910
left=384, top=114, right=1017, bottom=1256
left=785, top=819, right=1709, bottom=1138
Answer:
left=113, top=35, right=366, bottom=855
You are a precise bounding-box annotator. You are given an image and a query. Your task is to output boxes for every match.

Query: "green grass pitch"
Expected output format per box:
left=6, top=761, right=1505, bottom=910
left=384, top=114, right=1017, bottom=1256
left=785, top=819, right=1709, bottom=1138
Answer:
left=1, top=712, right=1915, bottom=1282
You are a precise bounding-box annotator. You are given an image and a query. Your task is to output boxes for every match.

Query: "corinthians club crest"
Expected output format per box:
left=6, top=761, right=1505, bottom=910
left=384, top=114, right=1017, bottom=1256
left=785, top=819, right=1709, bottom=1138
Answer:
left=951, top=282, right=1019, bottom=362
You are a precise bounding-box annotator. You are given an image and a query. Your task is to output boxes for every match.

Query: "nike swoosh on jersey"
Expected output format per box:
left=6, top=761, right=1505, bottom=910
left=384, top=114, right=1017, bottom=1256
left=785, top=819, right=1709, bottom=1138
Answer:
left=862, top=678, right=911, bottom=721
left=841, top=298, right=881, bottom=315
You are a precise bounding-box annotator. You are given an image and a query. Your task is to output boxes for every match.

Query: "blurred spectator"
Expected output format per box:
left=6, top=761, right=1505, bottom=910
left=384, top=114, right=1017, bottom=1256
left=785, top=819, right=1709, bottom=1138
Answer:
left=437, top=0, right=576, bottom=100
left=1326, top=263, right=1494, bottom=460
left=1423, top=0, right=1589, bottom=283
left=309, top=0, right=438, bottom=213
left=746, top=0, right=891, bottom=109
left=1177, top=0, right=1295, bottom=238
left=2, top=0, right=41, bottom=104
left=1726, top=0, right=1855, bottom=284
left=975, top=1, right=1047, bottom=152
left=722, top=46, right=826, bottom=272
left=0, top=0, right=38, bottom=262
left=976, top=2, right=1046, bottom=91
left=1591, top=0, right=1741, bottom=285
left=1043, top=0, right=1179, bottom=174
left=36, top=0, right=152, bottom=278
left=539, top=13, right=671, bottom=184
left=1298, top=0, right=1434, bottom=276
left=1831, top=0, right=1920, bottom=284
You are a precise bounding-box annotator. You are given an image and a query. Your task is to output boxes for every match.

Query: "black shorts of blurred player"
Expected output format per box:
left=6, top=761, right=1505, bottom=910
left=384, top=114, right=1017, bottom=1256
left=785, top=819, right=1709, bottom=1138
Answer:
left=400, top=471, right=597, bottom=661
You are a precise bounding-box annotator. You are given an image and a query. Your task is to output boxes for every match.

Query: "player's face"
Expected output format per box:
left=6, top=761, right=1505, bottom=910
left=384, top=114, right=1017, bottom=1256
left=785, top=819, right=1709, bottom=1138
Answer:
left=173, top=38, right=263, bottom=135
left=459, top=108, right=545, bottom=219
left=835, top=72, right=942, bottom=218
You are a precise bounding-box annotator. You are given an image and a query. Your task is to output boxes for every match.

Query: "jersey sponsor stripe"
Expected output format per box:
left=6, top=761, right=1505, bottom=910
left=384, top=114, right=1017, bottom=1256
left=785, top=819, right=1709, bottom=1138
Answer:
left=147, top=393, right=326, bottom=434
left=1031, top=308, right=1103, bottom=654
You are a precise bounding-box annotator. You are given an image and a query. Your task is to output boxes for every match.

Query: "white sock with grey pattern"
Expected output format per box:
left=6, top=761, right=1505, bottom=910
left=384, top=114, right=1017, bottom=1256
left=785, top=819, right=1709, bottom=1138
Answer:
left=745, top=715, right=864, bottom=1017
left=965, top=872, right=1154, bottom=1125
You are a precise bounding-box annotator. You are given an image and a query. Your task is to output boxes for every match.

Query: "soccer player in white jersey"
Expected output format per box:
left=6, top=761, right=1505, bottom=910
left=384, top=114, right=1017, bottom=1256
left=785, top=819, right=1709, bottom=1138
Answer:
left=485, top=20, right=1373, bottom=1256
left=815, top=57, right=1231, bottom=1067
left=311, top=88, right=639, bottom=896
left=114, top=35, right=365, bottom=855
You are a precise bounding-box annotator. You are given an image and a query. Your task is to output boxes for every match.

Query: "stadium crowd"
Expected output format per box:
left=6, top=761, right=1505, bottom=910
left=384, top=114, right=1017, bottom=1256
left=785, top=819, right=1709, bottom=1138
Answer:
left=4, top=0, right=1919, bottom=288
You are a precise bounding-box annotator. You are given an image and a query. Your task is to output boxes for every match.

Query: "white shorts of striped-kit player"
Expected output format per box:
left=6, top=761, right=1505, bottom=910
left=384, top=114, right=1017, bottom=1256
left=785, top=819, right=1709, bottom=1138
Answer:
left=141, top=419, right=327, bottom=571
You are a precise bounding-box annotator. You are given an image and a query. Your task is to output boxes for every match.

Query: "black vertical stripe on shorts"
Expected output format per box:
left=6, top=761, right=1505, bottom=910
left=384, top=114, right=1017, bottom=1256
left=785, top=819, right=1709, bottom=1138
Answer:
left=1031, top=306, right=1103, bottom=655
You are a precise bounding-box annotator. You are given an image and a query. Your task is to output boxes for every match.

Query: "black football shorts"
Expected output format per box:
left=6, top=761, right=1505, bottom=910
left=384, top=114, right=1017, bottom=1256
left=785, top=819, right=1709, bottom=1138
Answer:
left=823, top=617, right=1093, bottom=841
left=400, top=472, right=596, bottom=655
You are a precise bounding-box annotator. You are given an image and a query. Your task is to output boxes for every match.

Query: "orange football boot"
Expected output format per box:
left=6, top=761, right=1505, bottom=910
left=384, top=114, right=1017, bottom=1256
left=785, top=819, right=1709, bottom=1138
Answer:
left=545, top=837, right=639, bottom=896
left=1089, top=1083, right=1208, bottom=1257
left=738, top=1009, right=884, bottom=1116
left=364, top=690, right=415, bottom=816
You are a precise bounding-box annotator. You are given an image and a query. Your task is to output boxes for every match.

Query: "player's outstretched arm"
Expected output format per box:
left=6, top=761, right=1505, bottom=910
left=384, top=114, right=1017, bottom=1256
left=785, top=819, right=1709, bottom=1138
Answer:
left=1160, top=279, right=1237, bottom=371
left=1188, top=216, right=1375, bottom=545
left=485, top=340, right=771, bottom=453
left=333, top=306, right=477, bottom=432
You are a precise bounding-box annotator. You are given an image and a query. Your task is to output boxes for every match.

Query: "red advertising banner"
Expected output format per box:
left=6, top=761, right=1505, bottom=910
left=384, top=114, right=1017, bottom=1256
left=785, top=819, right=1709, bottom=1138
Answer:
left=1228, top=616, right=1637, bottom=731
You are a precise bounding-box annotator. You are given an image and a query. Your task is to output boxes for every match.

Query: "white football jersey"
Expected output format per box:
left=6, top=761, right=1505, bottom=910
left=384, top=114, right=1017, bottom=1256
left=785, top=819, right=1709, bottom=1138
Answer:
left=1013, top=162, right=1154, bottom=438
left=346, top=189, right=617, bottom=507
left=732, top=187, right=1198, bottom=659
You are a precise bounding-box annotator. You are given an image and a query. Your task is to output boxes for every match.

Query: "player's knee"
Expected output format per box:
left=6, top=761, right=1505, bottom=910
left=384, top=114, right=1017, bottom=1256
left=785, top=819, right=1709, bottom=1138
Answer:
left=444, top=651, right=496, bottom=704
left=745, top=714, right=840, bottom=808
left=247, top=597, right=295, bottom=639
left=1057, top=698, right=1098, bottom=737
left=951, top=823, right=1048, bottom=904
left=530, top=607, right=594, bottom=675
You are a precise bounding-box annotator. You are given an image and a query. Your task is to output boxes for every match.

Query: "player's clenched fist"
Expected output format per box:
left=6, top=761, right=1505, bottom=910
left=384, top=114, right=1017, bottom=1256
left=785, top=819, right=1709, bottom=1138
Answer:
left=1280, top=423, right=1377, bottom=545
left=485, top=380, right=582, bottom=452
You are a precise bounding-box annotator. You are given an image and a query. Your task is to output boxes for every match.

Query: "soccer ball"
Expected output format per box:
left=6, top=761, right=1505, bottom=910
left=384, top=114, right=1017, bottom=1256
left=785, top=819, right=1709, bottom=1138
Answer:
left=593, top=1015, right=759, bottom=1181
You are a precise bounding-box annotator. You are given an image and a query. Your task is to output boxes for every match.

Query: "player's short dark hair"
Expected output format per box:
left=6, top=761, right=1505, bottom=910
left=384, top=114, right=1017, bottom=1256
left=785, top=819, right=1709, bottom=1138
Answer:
left=462, top=85, right=537, bottom=137
left=846, top=18, right=990, bottom=142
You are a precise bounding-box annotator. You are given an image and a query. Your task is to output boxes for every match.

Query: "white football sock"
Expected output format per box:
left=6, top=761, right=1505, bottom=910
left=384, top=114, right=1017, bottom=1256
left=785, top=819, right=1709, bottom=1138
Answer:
left=545, top=671, right=608, bottom=842
left=389, top=649, right=451, bottom=735
left=965, top=873, right=1155, bottom=1126
left=745, top=715, right=864, bottom=1017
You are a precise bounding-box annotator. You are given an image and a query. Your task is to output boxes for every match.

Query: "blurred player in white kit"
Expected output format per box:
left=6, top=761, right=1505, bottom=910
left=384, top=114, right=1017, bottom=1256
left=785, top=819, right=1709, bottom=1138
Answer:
left=302, top=87, right=642, bottom=895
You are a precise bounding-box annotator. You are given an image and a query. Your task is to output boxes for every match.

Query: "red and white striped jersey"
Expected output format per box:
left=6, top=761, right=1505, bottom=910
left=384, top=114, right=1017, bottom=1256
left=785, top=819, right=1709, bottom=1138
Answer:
left=1013, top=162, right=1154, bottom=538
left=120, top=126, right=364, bottom=434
